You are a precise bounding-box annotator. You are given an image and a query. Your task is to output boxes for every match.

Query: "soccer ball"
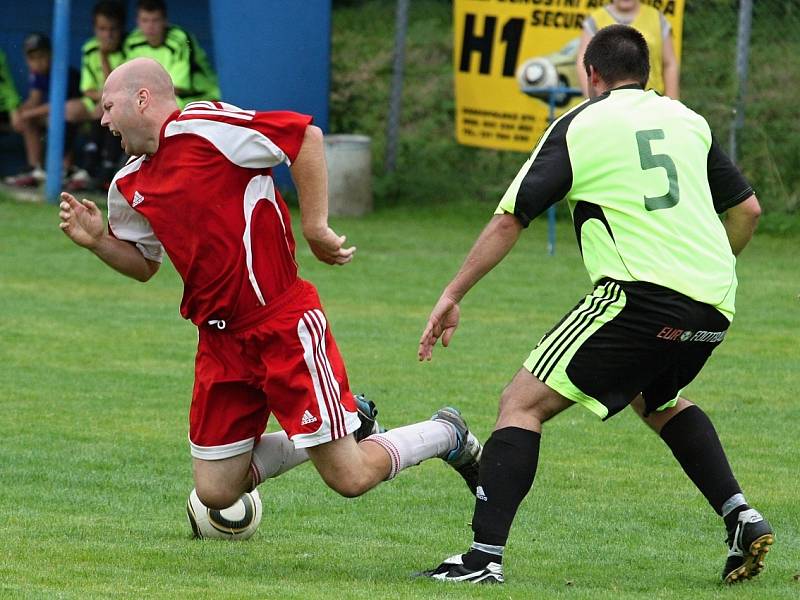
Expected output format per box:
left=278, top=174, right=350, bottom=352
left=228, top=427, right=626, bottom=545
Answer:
left=186, top=488, right=263, bottom=540
left=516, top=57, right=559, bottom=92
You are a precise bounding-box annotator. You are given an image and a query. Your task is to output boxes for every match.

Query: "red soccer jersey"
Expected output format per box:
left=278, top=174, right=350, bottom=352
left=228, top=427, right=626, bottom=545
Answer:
left=107, top=101, right=313, bottom=327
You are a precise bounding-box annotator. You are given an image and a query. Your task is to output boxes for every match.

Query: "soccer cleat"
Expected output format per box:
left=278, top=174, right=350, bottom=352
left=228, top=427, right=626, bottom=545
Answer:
left=354, top=393, right=385, bottom=441
left=418, top=554, right=504, bottom=584
left=4, top=166, right=46, bottom=187
left=64, top=167, right=93, bottom=192
left=431, top=407, right=482, bottom=493
left=722, top=508, right=774, bottom=583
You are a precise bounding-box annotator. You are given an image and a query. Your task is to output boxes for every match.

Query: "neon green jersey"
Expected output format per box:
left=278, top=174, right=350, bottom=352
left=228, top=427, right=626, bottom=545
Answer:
left=497, top=85, right=753, bottom=321
left=0, top=49, right=20, bottom=112
left=123, top=26, right=220, bottom=108
left=80, top=37, right=126, bottom=98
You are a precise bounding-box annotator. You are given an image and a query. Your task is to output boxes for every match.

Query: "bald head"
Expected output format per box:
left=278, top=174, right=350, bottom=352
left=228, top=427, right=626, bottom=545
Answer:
left=100, top=57, right=179, bottom=156
left=106, top=57, right=175, bottom=99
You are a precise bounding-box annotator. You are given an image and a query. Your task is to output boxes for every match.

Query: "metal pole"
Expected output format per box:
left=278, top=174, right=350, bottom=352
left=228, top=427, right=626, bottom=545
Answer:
left=385, top=0, right=408, bottom=172
left=45, top=0, right=71, bottom=204
left=729, top=0, right=753, bottom=163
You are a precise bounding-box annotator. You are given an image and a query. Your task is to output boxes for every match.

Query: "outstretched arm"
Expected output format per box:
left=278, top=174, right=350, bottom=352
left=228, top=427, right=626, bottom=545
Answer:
left=419, top=213, right=523, bottom=361
left=290, top=125, right=356, bottom=265
left=58, top=192, right=160, bottom=282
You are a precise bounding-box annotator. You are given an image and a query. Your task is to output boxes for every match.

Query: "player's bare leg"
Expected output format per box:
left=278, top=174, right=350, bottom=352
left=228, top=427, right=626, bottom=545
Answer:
left=308, top=408, right=481, bottom=497
left=306, top=435, right=392, bottom=497
left=632, top=395, right=774, bottom=582
left=494, top=368, right=574, bottom=432
left=190, top=394, right=384, bottom=509
left=630, top=394, right=694, bottom=433
left=192, top=429, right=310, bottom=508
left=193, top=453, right=253, bottom=509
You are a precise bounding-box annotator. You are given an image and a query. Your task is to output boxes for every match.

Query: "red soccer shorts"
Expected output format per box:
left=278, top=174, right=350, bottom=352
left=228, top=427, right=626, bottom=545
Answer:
left=189, top=279, right=361, bottom=460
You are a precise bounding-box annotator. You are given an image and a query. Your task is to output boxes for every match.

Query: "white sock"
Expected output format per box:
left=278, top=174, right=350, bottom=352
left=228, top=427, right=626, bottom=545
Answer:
left=360, top=421, right=456, bottom=479
left=721, top=493, right=748, bottom=517
left=250, top=431, right=309, bottom=487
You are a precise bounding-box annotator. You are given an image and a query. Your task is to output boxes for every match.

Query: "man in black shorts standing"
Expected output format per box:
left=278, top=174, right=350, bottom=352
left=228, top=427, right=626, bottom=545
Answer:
left=417, top=25, right=771, bottom=585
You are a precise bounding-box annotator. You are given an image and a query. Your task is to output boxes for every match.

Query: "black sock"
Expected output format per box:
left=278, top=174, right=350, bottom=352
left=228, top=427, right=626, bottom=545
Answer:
left=659, top=405, right=742, bottom=516
left=470, top=427, right=541, bottom=560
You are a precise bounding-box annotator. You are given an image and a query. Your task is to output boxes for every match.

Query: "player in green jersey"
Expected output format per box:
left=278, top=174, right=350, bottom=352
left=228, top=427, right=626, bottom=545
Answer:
left=123, top=0, right=220, bottom=109
left=62, top=1, right=128, bottom=191
left=69, top=1, right=127, bottom=123
left=417, top=25, right=770, bottom=586
left=0, top=49, right=21, bottom=126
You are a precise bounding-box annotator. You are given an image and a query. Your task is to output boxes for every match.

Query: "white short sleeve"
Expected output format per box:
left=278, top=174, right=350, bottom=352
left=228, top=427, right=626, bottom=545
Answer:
left=106, top=156, right=164, bottom=263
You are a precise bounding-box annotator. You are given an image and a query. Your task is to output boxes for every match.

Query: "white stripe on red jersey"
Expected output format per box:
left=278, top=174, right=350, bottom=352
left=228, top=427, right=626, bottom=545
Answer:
left=179, top=109, right=255, bottom=121
left=182, top=100, right=217, bottom=110
left=107, top=154, right=164, bottom=262
left=242, top=174, right=295, bottom=305
left=183, top=101, right=256, bottom=119
left=165, top=118, right=286, bottom=168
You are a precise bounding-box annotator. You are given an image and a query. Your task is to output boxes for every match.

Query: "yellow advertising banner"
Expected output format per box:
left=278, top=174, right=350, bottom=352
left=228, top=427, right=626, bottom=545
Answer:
left=453, top=0, right=685, bottom=152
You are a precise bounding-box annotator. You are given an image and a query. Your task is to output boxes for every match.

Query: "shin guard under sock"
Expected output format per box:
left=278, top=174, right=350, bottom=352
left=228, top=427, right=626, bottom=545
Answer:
left=659, top=405, right=742, bottom=516
left=471, top=427, right=541, bottom=549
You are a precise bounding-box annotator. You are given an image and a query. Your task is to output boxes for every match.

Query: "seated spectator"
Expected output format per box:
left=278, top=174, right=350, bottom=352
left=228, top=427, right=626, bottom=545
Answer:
left=65, top=0, right=128, bottom=191
left=4, top=34, right=82, bottom=187
left=0, top=48, right=21, bottom=131
left=68, top=0, right=126, bottom=123
left=123, top=0, right=220, bottom=108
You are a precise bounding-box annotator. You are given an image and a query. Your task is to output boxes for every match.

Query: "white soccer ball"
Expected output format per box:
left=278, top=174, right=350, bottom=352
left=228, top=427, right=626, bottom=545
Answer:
left=186, top=488, right=263, bottom=540
left=516, top=57, right=559, bottom=92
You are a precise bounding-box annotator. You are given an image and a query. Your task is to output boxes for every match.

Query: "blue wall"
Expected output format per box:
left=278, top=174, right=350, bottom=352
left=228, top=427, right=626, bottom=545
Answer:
left=208, top=0, right=330, bottom=131
left=208, top=0, right=331, bottom=187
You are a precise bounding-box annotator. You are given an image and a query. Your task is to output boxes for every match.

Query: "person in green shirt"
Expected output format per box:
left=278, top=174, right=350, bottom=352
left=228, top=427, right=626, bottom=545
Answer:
left=67, top=0, right=127, bottom=123
left=0, top=48, right=21, bottom=126
left=123, top=0, right=220, bottom=109
left=417, top=25, right=769, bottom=586
left=62, top=1, right=127, bottom=191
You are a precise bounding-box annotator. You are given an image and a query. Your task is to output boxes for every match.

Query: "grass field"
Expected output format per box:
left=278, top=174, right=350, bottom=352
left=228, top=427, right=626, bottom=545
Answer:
left=0, top=196, right=798, bottom=599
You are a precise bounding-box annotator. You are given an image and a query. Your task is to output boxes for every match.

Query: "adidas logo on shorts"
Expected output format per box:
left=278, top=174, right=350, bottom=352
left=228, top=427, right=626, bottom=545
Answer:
left=301, top=410, right=318, bottom=426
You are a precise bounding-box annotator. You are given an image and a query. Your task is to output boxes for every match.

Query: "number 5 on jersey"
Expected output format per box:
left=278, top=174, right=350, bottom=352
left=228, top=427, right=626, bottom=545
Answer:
left=636, top=129, right=680, bottom=211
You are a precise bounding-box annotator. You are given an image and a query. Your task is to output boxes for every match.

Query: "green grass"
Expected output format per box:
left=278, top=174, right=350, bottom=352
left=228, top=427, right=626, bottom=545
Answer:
left=1, top=196, right=798, bottom=598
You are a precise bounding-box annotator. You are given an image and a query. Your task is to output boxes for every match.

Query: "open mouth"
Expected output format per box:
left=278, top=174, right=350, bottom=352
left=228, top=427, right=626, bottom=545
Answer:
left=110, top=129, right=126, bottom=152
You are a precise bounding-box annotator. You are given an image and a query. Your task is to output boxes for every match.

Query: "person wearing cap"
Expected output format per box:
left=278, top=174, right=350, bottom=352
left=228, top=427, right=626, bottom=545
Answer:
left=4, top=33, right=82, bottom=187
